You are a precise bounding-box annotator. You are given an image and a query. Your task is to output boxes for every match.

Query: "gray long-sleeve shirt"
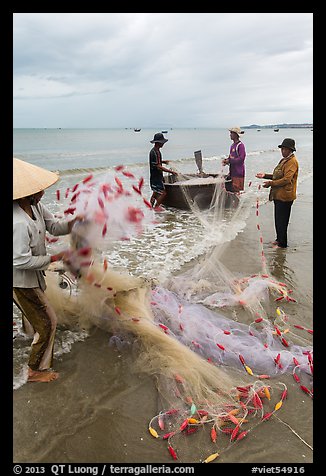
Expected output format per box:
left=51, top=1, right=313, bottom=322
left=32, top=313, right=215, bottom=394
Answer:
left=13, top=201, right=70, bottom=291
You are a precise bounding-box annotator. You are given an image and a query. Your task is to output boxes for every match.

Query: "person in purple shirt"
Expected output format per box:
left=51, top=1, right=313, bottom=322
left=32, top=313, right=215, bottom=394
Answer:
left=222, top=127, right=246, bottom=192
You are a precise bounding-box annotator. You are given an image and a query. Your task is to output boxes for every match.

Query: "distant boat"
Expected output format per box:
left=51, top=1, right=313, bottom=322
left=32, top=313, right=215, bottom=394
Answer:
left=134, top=128, right=141, bottom=132
left=274, top=128, right=279, bottom=132
left=161, top=130, right=168, bottom=134
left=257, top=129, right=261, bottom=132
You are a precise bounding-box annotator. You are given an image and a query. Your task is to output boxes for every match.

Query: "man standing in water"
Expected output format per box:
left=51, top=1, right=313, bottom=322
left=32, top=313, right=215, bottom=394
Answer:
left=149, top=132, right=178, bottom=208
left=256, top=138, right=299, bottom=248
left=222, top=127, right=246, bottom=192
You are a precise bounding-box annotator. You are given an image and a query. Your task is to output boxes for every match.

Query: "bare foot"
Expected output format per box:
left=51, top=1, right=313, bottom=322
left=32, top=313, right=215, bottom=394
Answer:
left=28, top=368, right=59, bottom=382
left=154, top=205, right=165, bottom=212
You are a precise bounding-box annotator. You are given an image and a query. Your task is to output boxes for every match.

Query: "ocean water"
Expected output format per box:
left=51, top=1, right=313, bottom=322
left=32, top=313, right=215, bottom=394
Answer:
left=13, top=128, right=313, bottom=464
left=13, top=127, right=313, bottom=282
left=13, top=127, right=313, bottom=173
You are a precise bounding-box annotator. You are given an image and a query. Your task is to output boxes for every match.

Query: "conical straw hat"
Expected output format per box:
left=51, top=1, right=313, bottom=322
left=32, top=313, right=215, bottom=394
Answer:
left=13, top=157, right=59, bottom=200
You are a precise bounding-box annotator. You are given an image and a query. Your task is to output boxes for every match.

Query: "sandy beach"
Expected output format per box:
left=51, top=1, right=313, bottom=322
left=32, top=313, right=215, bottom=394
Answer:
left=13, top=175, right=313, bottom=465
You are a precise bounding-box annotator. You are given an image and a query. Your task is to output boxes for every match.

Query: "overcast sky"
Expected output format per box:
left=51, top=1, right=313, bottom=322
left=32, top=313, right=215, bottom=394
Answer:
left=13, top=13, right=313, bottom=129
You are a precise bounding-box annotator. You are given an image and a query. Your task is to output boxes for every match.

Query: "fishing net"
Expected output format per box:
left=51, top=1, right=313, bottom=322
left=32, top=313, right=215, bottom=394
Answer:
left=42, top=166, right=312, bottom=462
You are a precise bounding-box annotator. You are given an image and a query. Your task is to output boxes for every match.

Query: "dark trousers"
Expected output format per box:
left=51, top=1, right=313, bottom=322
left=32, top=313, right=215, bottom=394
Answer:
left=273, top=199, right=293, bottom=248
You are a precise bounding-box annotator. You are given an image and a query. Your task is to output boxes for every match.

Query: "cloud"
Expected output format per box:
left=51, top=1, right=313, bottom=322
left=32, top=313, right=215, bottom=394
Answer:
left=13, top=12, right=313, bottom=127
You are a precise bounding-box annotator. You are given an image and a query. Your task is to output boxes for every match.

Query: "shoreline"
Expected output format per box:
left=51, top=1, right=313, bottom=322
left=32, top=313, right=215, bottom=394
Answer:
left=13, top=176, right=313, bottom=464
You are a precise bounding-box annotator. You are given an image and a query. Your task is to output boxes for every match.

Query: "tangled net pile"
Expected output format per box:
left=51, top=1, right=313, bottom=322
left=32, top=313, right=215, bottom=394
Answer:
left=43, top=166, right=312, bottom=463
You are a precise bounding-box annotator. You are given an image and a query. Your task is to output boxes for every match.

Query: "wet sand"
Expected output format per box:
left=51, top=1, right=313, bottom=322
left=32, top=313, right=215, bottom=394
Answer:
left=13, top=177, right=313, bottom=464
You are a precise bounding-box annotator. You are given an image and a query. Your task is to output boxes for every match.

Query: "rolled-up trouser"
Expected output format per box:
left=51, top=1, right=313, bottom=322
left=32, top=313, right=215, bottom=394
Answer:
left=150, top=178, right=165, bottom=194
left=225, top=176, right=244, bottom=192
left=273, top=199, right=293, bottom=248
left=231, top=177, right=244, bottom=192
left=13, top=287, right=57, bottom=371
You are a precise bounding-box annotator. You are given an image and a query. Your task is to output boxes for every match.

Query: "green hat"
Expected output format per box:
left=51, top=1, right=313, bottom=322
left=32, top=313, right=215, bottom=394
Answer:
left=278, top=138, right=296, bottom=151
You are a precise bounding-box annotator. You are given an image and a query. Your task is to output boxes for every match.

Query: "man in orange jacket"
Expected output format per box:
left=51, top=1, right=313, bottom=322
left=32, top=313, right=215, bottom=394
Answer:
left=256, top=138, right=299, bottom=248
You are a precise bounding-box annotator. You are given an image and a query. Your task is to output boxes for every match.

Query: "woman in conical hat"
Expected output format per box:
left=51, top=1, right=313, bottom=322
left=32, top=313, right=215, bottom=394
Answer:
left=13, top=158, right=82, bottom=382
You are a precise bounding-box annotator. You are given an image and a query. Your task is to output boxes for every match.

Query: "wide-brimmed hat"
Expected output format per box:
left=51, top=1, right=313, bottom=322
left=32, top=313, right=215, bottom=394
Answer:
left=229, top=127, right=244, bottom=136
left=278, top=138, right=296, bottom=151
left=150, top=132, right=168, bottom=144
left=13, top=157, right=59, bottom=200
